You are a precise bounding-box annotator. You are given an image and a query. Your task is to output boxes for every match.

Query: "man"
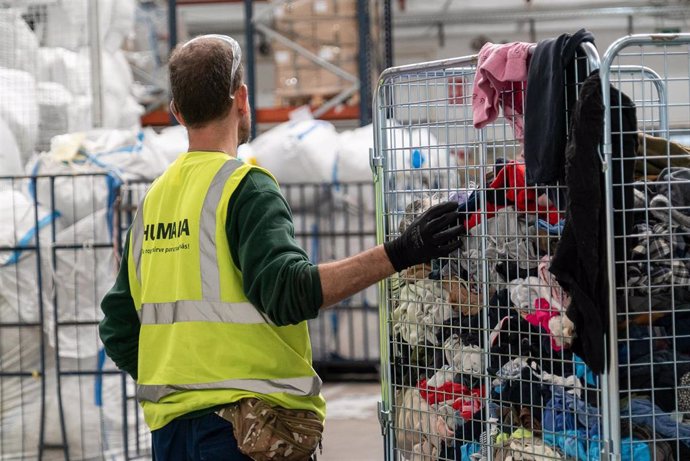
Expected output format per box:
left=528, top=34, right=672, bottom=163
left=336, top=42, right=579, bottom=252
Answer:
left=100, top=35, right=463, bottom=461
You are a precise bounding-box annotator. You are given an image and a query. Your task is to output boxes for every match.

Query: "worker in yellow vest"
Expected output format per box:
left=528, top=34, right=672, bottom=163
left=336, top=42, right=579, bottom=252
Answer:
left=99, top=34, right=463, bottom=461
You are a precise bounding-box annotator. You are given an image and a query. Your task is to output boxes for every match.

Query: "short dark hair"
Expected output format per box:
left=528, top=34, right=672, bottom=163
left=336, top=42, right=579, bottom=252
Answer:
left=169, top=38, right=243, bottom=128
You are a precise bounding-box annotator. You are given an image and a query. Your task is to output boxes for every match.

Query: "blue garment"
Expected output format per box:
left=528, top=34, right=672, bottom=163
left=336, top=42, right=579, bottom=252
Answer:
left=458, top=442, right=481, bottom=461
left=536, top=218, right=565, bottom=235
left=622, top=399, right=690, bottom=447
left=543, top=387, right=601, bottom=440
left=543, top=387, right=651, bottom=461
left=151, top=412, right=252, bottom=461
left=573, top=354, right=598, bottom=386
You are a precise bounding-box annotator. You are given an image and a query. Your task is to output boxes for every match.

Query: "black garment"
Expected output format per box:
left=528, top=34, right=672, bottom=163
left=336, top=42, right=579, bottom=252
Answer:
left=495, top=259, right=539, bottom=282
left=488, top=314, right=574, bottom=377
left=524, top=29, right=595, bottom=185
left=550, top=71, right=638, bottom=374
left=622, top=350, right=690, bottom=413
left=493, top=367, right=553, bottom=408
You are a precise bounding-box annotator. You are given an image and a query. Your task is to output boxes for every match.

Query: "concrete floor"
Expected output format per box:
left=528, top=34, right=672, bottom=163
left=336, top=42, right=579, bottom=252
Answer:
left=320, top=382, right=385, bottom=461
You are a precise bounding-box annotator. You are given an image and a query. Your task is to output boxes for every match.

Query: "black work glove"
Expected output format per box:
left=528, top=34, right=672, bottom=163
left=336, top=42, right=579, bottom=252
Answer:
left=384, top=201, right=464, bottom=272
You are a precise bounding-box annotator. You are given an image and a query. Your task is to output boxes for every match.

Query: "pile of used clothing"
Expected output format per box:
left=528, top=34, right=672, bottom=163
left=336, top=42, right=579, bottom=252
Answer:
left=389, top=31, right=690, bottom=460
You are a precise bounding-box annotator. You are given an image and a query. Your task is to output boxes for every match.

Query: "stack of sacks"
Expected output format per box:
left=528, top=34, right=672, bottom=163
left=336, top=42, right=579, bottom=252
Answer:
left=38, top=0, right=142, bottom=131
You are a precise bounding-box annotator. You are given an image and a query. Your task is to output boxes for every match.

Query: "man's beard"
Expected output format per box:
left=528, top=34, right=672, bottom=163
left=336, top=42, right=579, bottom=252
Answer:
left=238, top=114, right=251, bottom=146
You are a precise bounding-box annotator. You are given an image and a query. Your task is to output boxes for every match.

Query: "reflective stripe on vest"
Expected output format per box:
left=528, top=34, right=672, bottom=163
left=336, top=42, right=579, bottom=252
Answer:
left=137, top=375, right=322, bottom=403
left=138, top=300, right=267, bottom=324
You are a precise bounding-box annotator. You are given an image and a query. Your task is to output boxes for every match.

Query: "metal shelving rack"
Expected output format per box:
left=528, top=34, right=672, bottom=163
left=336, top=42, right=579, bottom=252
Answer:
left=142, top=0, right=395, bottom=131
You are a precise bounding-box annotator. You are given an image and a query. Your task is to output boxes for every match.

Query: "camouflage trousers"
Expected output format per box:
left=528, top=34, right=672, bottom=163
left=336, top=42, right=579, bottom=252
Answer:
left=216, top=398, right=323, bottom=461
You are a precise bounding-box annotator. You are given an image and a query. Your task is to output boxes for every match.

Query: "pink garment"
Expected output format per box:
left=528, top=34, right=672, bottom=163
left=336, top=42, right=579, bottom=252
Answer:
left=472, top=42, right=532, bottom=140
left=524, top=298, right=562, bottom=351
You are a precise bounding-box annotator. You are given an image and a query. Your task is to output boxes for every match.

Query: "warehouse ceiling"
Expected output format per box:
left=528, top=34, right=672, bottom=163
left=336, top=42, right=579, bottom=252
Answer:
left=180, top=0, right=690, bottom=36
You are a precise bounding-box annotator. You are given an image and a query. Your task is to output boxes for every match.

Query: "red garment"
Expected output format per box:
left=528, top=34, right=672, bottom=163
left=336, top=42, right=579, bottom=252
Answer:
left=465, top=162, right=561, bottom=230
left=418, top=379, right=472, bottom=406
left=418, top=380, right=486, bottom=421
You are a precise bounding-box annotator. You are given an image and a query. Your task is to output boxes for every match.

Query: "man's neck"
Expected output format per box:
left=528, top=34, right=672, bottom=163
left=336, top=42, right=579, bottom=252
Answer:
left=186, top=119, right=238, bottom=157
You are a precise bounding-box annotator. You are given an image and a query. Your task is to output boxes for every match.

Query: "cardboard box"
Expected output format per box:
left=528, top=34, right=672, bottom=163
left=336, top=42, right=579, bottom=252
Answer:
left=276, top=0, right=357, bottom=19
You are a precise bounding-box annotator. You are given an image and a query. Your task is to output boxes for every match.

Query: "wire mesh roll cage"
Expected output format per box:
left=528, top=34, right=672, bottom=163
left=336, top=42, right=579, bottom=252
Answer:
left=372, top=33, right=690, bottom=461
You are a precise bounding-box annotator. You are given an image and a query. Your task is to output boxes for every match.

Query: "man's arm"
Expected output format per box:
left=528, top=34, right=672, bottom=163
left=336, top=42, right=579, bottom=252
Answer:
left=318, top=245, right=394, bottom=308
left=228, top=170, right=462, bottom=324
left=99, top=233, right=140, bottom=379
left=318, top=201, right=462, bottom=308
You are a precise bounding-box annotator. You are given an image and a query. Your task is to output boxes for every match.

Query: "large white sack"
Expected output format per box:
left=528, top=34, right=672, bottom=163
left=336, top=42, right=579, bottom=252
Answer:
left=0, top=189, right=58, bottom=323
left=251, top=120, right=338, bottom=183
left=0, top=10, right=39, bottom=77
left=27, top=152, right=110, bottom=227
left=80, top=128, right=169, bottom=179
left=385, top=122, right=457, bottom=212
left=0, top=68, right=39, bottom=162
left=44, top=209, right=115, bottom=359
left=143, top=125, right=188, bottom=165
left=37, top=47, right=92, bottom=96
left=28, top=128, right=167, bottom=226
left=0, top=322, right=43, bottom=459
left=101, top=50, right=144, bottom=129
left=250, top=120, right=339, bottom=209
left=38, top=47, right=142, bottom=129
left=334, top=123, right=375, bottom=183
left=37, top=82, right=73, bottom=152
left=0, top=118, right=23, bottom=176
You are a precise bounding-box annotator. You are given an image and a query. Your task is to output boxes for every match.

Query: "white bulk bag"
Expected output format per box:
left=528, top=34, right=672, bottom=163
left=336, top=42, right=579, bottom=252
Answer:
left=0, top=10, right=39, bottom=77
left=0, top=118, right=23, bottom=176
left=101, top=50, right=144, bottom=129
left=142, top=125, right=188, bottom=166
left=250, top=120, right=339, bottom=209
left=334, top=123, right=374, bottom=183
left=385, top=122, right=456, bottom=212
left=0, top=68, right=39, bottom=162
left=37, top=47, right=92, bottom=96
left=0, top=189, right=57, bottom=323
left=27, top=152, right=110, bottom=227
left=36, top=82, right=74, bottom=152
left=0, top=322, right=43, bottom=459
left=81, top=128, right=168, bottom=180
left=45, top=209, right=115, bottom=359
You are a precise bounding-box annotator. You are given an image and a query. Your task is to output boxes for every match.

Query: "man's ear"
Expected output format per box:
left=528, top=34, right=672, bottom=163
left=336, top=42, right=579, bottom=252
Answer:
left=234, top=84, right=249, bottom=115
left=170, top=100, right=186, bottom=126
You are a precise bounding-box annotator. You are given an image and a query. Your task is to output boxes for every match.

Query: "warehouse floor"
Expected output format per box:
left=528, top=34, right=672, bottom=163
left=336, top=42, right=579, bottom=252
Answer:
left=320, top=382, right=385, bottom=461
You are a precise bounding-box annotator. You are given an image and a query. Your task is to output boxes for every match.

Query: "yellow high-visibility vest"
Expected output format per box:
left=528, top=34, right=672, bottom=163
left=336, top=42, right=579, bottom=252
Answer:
left=127, top=151, right=325, bottom=431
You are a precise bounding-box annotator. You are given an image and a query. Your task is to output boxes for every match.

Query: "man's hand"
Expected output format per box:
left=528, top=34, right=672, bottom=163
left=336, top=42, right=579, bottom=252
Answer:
left=383, top=201, right=463, bottom=272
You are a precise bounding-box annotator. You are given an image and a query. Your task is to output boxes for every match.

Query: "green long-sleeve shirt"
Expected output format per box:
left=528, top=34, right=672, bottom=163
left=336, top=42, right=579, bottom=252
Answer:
left=99, top=169, right=323, bottom=380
